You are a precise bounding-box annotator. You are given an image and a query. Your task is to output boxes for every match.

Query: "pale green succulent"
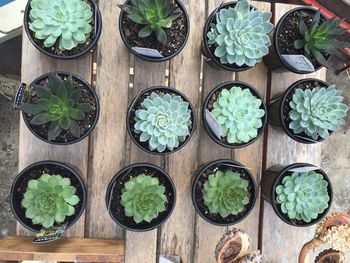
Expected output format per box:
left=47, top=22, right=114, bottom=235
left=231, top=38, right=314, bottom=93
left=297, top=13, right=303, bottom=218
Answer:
left=276, top=170, right=330, bottom=223
left=211, top=86, right=265, bottom=144
left=134, top=92, right=192, bottom=152
left=21, top=173, right=80, bottom=229
left=29, top=0, right=93, bottom=51
left=289, top=85, right=348, bottom=140
left=121, top=174, right=167, bottom=224
left=207, top=0, right=273, bottom=66
left=203, top=170, right=249, bottom=218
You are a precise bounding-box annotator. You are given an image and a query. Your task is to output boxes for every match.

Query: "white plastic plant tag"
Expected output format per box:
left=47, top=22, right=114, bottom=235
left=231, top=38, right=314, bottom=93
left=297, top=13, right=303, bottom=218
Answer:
left=223, top=163, right=252, bottom=171
left=132, top=47, right=164, bottom=58
left=281, top=54, right=315, bottom=72
left=288, top=165, right=319, bottom=173
left=294, top=134, right=319, bottom=143
left=159, top=255, right=180, bottom=263
left=205, top=109, right=221, bottom=140
left=33, top=222, right=68, bottom=243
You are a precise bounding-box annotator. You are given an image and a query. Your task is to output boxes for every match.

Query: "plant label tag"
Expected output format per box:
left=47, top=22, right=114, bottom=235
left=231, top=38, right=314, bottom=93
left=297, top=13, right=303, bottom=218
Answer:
left=294, top=134, right=319, bottom=143
left=159, top=255, right=180, bottom=263
left=132, top=47, right=164, bottom=58
left=33, top=223, right=68, bottom=243
left=14, top=82, right=27, bottom=110
left=205, top=109, right=221, bottom=140
left=281, top=55, right=315, bottom=72
left=288, top=165, right=319, bottom=173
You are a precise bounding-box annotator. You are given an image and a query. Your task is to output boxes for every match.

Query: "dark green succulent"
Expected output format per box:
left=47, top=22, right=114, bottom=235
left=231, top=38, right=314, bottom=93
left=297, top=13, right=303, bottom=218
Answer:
left=118, top=0, right=182, bottom=44
left=19, top=73, right=94, bottom=141
left=293, top=11, right=350, bottom=67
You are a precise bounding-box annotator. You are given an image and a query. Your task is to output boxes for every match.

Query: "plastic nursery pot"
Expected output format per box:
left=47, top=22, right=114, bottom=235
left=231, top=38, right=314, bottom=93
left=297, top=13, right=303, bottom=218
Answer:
left=191, top=159, right=257, bottom=226
left=203, top=81, right=267, bottom=148
left=126, top=86, right=196, bottom=155
left=119, top=0, right=190, bottom=62
left=23, top=0, right=102, bottom=60
left=105, top=163, right=176, bottom=232
left=268, top=78, right=330, bottom=144
left=263, top=7, right=327, bottom=74
left=261, top=163, right=333, bottom=227
left=10, top=160, right=87, bottom=233
left=16, top=71, right=100, bottom=145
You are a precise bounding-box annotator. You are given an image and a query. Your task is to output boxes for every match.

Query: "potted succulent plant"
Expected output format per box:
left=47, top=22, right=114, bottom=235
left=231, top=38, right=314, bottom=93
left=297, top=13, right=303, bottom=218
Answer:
left=202, top=0, right=273, bottom=71
left=10, top=161, right=86, bottom=232
left=261, top=163, right=333, bottom=227
left=264, top=7, right=350, bottom=74
left=268, top=78, right=348, bottom=144
left=24, top=0, right=102, bottom=59
left=118, top=0, right=190, bottom=62
left=192, top=160, right=257, bottom=226
left=126, top=86, right=196, bottom=154
left=15, top=72, right=100, bottom=145
left=203, top=81, right=266, bottom=148
left=105, top=163, right=176, bottom=231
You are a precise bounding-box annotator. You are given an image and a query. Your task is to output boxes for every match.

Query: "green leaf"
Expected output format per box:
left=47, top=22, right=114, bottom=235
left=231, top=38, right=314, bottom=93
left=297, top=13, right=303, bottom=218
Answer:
left=48, top=74, right=66, bottom=99
left=18, top=103, right=44, bottom=115
left=59, top=113, right=71, bottom=130
left=77, top=103, right=93, bottom=113
left=69, top=120, right=81, bottom=138
left=311, top=48, right=329, bottom=67
left=64, top=76, right=73, bottom=95
left=70, top=89, right=82, bottom=102
left=298, top=20, right=308, bottom=36
left=138, top=25, right=152, bottom=38
left=48, top=120, right=62, bottom=141
left=32, top=84, right=52, bottom=99
left=155, top=27, right=167, bottom=44
left=30, top=113, right=55, bottom=125
left=128, top=13, right=148, bottom=24
left=312, top=11, right=321, bottom=25
left=294, top=39, right=305, bottom=49
left=68, top=108, right=85, bottom=120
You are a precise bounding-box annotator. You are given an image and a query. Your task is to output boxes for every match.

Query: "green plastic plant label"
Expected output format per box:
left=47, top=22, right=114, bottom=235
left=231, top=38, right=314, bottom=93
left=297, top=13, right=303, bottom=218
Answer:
left=33, top=223, right=68, bottom=243
left=281, top=54, right=315, bottom=72
left=132, top=47, right=164, bottom=58
left=205, top=109, right=221, bottom=140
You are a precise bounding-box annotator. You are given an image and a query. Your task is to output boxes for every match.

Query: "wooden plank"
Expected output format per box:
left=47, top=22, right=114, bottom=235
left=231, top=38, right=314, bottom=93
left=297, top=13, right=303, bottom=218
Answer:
left=260, top=3, right=327, bottom=263
left=0, top=236, right=125, bottom=262
left=18, top=25, right=93, bottom=237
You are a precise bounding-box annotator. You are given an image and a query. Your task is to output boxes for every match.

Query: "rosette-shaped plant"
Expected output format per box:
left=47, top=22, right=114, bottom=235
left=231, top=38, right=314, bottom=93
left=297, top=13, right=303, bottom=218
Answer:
left=275, top=171, right=330, bottom=223
left=211, top=86, right=265, bottom=144
left=121, top=174, right=167, bottom=224
left=134, top=92, right=191, bottom=152
left=203, top=170, right=249, bottom=218
left=207, top=0, right=273, bottom=66
left=29, top=0, right=93, bottom=51
left=21, top=173, right=80, bottom=229
left=289, top=85, right=348, bottom=140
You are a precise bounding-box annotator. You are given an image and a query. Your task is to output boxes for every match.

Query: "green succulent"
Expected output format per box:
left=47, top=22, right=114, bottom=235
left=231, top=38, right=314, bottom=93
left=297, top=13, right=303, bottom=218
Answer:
left=21, top=173, right=80, bottom=229
left=121, top=174, right=167, bottom=224
left=276, top=170, right=330, bottom=223
left=207, top=0, right=273, bottom=67
left=289, top=85, right=348, bottom=140
left=203, top=170, right=249, bottom=218
left=18, top=73, right=94, bottom=141
left=134, top=91, right=191, bottom=152
left=293, top=11, right=350, bottom=67
left=118, top=0, right=182, bottom=44
left=211, top=86, right=265, bottom=144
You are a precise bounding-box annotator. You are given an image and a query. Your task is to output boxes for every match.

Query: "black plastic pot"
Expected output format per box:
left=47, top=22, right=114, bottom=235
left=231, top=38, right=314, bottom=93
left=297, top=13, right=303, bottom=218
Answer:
left=263, top=7, right=326, bottom=74
left=268, top=78, right=330, bottom=144
left=10, top=161, right=87, bottom=233
left=106, top=163, right=176, bottom=232
left=203, top=81, right=267, bottom=148
left=119, top=0, right=190, bottom=62
left=261, top=163, right=333, bottom=227
left=192, top=159, right=257, bottom=226
left=16, top=71, right=100, bottom=145
left=126, top=86, right=196, bottom=155
left=23, top=0, right=102, bottom=60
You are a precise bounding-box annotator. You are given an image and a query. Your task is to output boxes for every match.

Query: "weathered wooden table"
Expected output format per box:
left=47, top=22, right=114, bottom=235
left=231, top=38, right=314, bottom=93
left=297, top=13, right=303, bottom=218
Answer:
left=14, top=1, right=327, bottom=263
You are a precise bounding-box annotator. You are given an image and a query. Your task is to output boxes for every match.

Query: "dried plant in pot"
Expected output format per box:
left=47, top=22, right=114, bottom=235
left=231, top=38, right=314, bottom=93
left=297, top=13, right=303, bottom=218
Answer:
left=203, top=81, right=267, bottom=148
left=105, top=163, right=176, bottom=231
left=268, top=78, right=348, bottom=144
left=10, top=161, right=87, bottom=233
left=192, top=160, right=257, bottom=226
left=126, top=86, right=196, bottom=155
left=118, top=0, right=190, bottom=62
left=202, top=0, right=273, bottom=71
left=24, top=0, right=102, bottom=59
left=15, top=72, right=100, bottom=145
left=261, top=163, right=333, bottom=227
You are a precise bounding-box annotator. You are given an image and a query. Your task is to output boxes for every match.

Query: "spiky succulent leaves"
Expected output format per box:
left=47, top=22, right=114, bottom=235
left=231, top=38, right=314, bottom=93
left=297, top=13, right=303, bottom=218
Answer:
left=289, top=85, right=348, bottom=140
left=275, top=171, right=330, bottom=223
left=207, top=0, right=273, bottom=66
left=29, top=0, right=93, bottom=51
left=202, top=170, right=249, bottom=218
left=120, top=174, right=167, bottom=224
left=134, top=92, right=191, bottom=152
left=293, top=11, right=350, bottom=67
left=211, top=87, right=265, bottom=144
left=18, top=73, right=94, bottom=141
left=21, top=173, right=80, bottom=229
left=119, top=0, right=182, bottom=44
